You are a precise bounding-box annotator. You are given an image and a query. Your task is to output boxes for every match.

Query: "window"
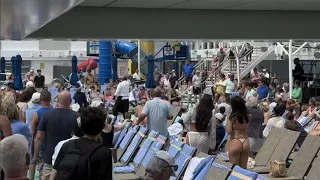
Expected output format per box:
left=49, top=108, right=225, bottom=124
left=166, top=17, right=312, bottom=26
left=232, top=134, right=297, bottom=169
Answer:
left=209, top=42, right=214, bottom=49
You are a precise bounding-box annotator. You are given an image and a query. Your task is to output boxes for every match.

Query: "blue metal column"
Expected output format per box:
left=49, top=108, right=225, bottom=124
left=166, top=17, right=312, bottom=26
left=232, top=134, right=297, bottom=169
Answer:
left=99, top=41, right=112, bottom=84
left=112, top=56, right=118, bottom=82
left=0, top=57, right=6, bottom=81
left=146, top=55, right=155, bottom=89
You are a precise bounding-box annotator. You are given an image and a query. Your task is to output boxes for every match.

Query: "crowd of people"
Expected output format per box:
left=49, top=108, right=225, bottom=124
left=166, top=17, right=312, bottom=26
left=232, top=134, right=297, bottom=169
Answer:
left=1, top=53, right=320, bottom=180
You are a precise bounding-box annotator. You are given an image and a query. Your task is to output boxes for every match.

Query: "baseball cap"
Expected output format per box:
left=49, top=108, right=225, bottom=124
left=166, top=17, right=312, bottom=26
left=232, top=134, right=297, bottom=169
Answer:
left=155, top=151, right=177, bottom=174
left=31, top=92, right=41, bottom=103
left=215, top=113, right=225, bottom=121
left=26, top=81, right=34, bottom=88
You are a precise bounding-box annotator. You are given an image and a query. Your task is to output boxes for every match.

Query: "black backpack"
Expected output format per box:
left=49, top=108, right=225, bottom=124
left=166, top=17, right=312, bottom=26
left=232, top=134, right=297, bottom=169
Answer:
left=56, top=140, right=103, bottom=180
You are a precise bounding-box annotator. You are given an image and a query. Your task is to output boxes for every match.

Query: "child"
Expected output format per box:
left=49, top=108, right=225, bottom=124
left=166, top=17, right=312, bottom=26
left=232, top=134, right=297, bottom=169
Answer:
left=215, top=113, right=226, bottom=150
left=104, top=89, right=115, bottom=108
left=187, top=86, right=193, bottom=108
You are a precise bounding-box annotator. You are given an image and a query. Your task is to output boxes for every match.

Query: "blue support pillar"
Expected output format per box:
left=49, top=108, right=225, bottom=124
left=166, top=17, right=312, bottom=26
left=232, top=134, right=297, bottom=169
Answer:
left=112, top=56, right=118, bottom=82
left=0, top=57, right=6, bottom=81
left=146, top=55, right=155, bottom=89
left=99, top=41, right=112, bottom=84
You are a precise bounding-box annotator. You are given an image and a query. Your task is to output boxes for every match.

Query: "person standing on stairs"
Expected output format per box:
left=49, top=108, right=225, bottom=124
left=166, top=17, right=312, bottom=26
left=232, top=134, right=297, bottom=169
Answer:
left=182, top=60, right=195, bottom=86
left=192, top=70, right=201, bottom=104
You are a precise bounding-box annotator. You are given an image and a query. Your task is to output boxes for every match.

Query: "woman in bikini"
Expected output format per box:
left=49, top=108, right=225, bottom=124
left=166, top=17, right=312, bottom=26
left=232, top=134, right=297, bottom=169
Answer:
left=226, top=96, right=250, bottom=169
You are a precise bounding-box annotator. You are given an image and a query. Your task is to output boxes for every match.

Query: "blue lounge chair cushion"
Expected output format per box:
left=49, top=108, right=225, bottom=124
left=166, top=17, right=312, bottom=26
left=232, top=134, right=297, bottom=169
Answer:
left=121, top=127, right=148, bottom=163
left=133, top=131, right=159, bottom=166
left=227, top=166, right=258, bottom=180
left=167, top=140, right=184, bottom=158
left=170, top=144, right=195, bottom=180
left=305, top=121, right=319, bottom=132
left=141, top=134, right=167, bottom=168
left=298, top=116, right=312, bottom=126
left=119, top=126, right=139, bottom=150
left=256, top=174, right=270, bottom=180
left=231, top=92, right=240, bottom=97
left=192, top=155, right=215, bottom=180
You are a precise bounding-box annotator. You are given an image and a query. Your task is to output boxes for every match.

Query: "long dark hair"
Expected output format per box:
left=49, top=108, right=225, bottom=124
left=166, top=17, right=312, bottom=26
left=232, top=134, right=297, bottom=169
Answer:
left=230, top=96, right=249, bottom=124
left=195, top=94, right=214, bottom=132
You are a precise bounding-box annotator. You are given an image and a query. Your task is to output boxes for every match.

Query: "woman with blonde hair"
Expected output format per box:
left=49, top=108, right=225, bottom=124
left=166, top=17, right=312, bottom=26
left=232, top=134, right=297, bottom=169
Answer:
left=1, top=94, right=30, bottom=141
left=259, top=101, right=271, bottom=125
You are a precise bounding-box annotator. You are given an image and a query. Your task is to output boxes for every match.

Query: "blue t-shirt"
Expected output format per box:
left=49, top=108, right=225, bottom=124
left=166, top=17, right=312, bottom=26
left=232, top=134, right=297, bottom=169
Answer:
left=257, top=85, right=269, bottom=100
left=26, top=104, right=41, bottom=130
left=183, top=64, right=195, bottom=78
left=11, top=120, right=31, bottom=141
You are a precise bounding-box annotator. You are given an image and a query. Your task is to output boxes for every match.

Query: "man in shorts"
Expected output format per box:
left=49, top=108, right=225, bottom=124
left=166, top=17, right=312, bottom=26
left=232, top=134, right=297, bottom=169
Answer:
left=183, top=60, right=195, bottom=86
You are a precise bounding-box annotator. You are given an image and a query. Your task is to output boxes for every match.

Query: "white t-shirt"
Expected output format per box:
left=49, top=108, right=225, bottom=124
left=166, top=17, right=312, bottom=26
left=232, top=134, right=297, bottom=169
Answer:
left=133, top=73, right=140, bottom=80
left=192, top=75, right=201, bottom=88
left=263, top=116, right=285, bottom=138
left=52, top=136, right=79, bottom=165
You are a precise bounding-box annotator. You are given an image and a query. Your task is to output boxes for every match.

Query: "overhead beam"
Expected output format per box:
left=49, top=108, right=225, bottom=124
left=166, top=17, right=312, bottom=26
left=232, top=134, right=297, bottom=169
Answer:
left=28, top=7, right=320, bottom=40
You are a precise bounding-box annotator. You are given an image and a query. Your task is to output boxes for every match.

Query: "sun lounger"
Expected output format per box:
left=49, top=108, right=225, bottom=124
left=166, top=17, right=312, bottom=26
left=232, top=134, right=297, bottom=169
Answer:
left=135, top=134, right=168, bottom=177
left=119, top=126, right=149, bottom=165
left=205, top=158, right=234, bottom=180
left=228, top=166, right=258, bottom=180
left=304, top=121, right=319, bottom=133
left=305, top=152, right=320, bottom=180
left=114, top=126, right=129, bottom=148
left=218, top=127, right=286, bottom=164
left=254, top=128, right=286, bottom=166
left=261, top=135, right=320, bottom=180
left=167, top=140, right=184, bottom=158
left=297, top=116, right=313, bottom=127
left=114, top=131, right=165, bottom=180
left=170, top=144, right=197, bottom=180
left=193, top=155, right=216, bottom=180
left=117, top=126, right=140, bottom=161
left=168, top=106, right=182, bottom=127
left=252, top=129, right=300, bottom=173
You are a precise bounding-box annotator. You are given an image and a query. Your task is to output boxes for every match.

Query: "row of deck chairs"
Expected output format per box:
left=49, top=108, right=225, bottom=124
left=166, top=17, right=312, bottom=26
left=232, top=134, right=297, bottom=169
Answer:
left=210, top=127, right=320, bottom=180
left=112, top=125, right=197, bottom=180
left=113, top=116, right=320, bottom=180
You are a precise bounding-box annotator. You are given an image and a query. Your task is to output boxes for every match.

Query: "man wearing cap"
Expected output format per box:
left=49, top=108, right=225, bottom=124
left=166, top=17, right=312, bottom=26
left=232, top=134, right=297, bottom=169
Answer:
left=26, top=93, right=41, bottom=129
left=34, top=69, right=45, bottom=92
left=136, top=151, right=176, bottom=180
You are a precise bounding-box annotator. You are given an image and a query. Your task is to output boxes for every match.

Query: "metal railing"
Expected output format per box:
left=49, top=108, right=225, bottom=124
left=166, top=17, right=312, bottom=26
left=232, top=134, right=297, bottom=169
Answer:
left=177, top=47, right=263, bottom=97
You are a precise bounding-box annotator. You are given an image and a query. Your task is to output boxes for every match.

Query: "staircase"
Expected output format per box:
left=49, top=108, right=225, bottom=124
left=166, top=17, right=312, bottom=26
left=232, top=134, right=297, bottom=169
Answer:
left=176, top=46, right=275, bottom=99
left=221, top=46, right=275, bottom=79
left=130, top=49, right=149, bottom=77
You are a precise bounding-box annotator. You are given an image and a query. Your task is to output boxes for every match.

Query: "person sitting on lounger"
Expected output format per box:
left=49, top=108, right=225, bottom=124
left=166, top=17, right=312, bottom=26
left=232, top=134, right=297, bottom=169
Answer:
left=263, top=105, right=285, bottom=138
left=285, top=112, right=307, bottom=149
left=301, top=97, right=317, bottom=118
left=136, top=151, right=176, bottom=180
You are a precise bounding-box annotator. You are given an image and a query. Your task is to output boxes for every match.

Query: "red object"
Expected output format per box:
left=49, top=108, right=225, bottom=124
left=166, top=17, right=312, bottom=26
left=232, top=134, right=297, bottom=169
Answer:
left=77, top=58, right=98, bottom=72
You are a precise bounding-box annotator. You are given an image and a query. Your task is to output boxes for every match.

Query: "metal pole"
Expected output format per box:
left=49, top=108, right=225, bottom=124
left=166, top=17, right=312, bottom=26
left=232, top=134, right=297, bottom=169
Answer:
left=277, top=42, right=288, bottom=54
left=289, top=40, right=293, bottom=97
left=138, top=40, right=141, bottom=76
left=236, top=46, right=240, bottom=86
left=293, top=42, right=307, bottom=55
